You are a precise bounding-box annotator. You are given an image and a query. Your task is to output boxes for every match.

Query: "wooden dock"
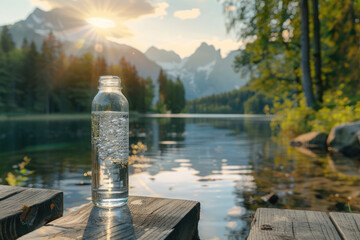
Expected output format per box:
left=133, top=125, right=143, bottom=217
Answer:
left=248, top=208, right=360, bottom=240
left=0, top=185, right=200, bottom=240
left=0, top=185, right=63, bottom=240
left=4, top=184, right=359, bottom=240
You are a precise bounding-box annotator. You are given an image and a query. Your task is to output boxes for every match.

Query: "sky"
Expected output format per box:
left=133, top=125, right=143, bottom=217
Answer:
left=0, top=0, right=241, bottom=58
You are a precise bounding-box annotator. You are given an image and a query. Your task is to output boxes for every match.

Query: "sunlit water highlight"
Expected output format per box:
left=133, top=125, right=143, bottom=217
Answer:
left=0, top=114, right=359, bottom=239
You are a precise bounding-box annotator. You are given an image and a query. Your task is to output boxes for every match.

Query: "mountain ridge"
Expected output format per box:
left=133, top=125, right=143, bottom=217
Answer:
left=2, top=8, right=249, bottom=100
left=145, top=43, right=249, bottom=99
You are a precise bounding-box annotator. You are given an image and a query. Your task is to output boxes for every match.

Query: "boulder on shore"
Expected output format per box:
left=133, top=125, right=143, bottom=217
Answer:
left=290, top=131, right=328, bottom=149
left=327, top=122, right=360, bottom=157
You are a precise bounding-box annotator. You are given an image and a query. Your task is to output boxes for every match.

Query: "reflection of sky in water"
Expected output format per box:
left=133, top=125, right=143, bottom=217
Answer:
left=129, top=120, right=259, bottom=239
left=0, top=117, right=269, bottom=239
left=1, top=116, right=359, bottom=238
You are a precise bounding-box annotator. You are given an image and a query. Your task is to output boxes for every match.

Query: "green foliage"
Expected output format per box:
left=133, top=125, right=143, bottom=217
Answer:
left=223, top=0, right=360, bottom=135
left=165, top=77, right=186, bottom=113
left=63, top=54, right=93, bottom=112
left=1, top=26, right=15, bottom=53
left=144, top=77, right=155, bottom=112
left=157, top=70, right=186, bottom=113
left=224, top=0, right=302, bottom=98
left=272, top=85, right=360, bottom=136
left=21, top=41, right=39, bottom=112
left=158, top=69, right=167, bottom=103
left=0, top=30, right=156, bottom=114
left=6, top=156, right=34, bottom=186
left=154, top=100, right=167, bottom=113
left=321, top=0, right=360, bottom=91
left=244, top=92, right=273, bottom=114
left=117, top=57, right=155, bottom=112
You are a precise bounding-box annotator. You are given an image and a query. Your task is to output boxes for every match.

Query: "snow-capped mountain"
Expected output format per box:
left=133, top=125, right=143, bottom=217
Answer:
left=145, top=43, right=249, bottom=99
left=3, top=7, right=249, bottom=100
left=7, top=8, right=161, bottom=82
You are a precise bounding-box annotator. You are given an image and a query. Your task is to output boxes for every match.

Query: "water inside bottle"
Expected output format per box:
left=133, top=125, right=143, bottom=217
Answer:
left=91, top=111, right=129, bottom=208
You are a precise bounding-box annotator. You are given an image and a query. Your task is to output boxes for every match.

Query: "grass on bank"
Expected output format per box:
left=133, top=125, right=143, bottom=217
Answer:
left=271, top=85, right=360, bottom=136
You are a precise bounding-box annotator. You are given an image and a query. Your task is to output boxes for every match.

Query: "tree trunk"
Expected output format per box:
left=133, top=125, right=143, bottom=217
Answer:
left=300, top=0, right=316, bottom=108
left=312, top=0, right=323, bottom=102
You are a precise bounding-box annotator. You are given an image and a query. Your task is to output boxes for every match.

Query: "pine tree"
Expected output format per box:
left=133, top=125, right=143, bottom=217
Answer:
left=1, top=28, right=21, bottom=112
left=165, top=79, right=174, bottom=112
left=21, top=41, right=38, bottom=111
left=173, top=77, right=185, bottom=113
left=92, top=56, right=107, bottom=92
left=38, top=32, right=64, bottom=113
left=144, top=77, right=154, bottom=112
left=0, top=48, right=9, bottom=110
left=157, top=69, right=167, bottom=103
left=119, top=57, right=141, bottom=111
left=0, top=26, right=15, bottom=53
left=22, top=39, right=29, bottom=50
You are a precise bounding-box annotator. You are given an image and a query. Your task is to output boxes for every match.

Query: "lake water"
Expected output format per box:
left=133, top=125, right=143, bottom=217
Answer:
left=0, top=114, right=359, bottom=239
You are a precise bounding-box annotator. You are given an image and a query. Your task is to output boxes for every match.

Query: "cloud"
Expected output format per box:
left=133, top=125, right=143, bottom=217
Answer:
left=30, top=0, right=53, bottom=11
left=30, top=0, right=159, bottom=20
left=152, top=2, right=169, bottom=19
left=29, top=0, right=169, bottom=39
left=137, top=2, right=169, bottom=20
left=174, top=8, right=200, bottom=20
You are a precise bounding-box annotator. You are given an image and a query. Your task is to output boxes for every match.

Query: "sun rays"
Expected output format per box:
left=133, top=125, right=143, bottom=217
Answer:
left=86, top=18, right=116, bottom=29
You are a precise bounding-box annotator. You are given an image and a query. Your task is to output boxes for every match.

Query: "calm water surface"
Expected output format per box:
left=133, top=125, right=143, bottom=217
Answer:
left=0, top=115, right=359, bottom=239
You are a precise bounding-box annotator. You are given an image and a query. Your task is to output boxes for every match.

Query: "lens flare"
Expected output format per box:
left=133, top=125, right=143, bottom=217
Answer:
left=86, top=18, right=116, bottom=29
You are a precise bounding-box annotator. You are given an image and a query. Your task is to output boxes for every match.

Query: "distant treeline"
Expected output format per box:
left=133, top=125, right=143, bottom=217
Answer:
left=186, top=86, right=273, bottom=114
left=0, top=26, right=186, bottom=114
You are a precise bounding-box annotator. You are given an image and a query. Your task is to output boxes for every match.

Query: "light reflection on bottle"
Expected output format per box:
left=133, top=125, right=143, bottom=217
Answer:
left=84, top=205, right=135, bottom=239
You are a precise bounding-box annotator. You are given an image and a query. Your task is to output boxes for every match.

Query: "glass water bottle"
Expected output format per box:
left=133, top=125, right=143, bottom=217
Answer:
left=91, top=76, right=129, bottom=208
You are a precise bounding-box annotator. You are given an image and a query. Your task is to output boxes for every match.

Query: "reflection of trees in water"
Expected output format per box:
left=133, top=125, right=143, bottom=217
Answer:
left=224, top=132, right=271, bottom=239
left=182, top=117, right=272, bottom=239
left=184, top=117, right=271, bottom=139
left=0, top=119, right=92, bottom=187
left=157, top=118, right=186, bottom=152
left=158, top=118, right=186, bottom=140
left=243, top=138, right=360, bottom=218
left=129, top=118, right=153, bottom=147
left=0, top=120, right=91, bottom=153
left=130, top=117, right=186, bottom=153
left=227, top=135, right=360, bottom=238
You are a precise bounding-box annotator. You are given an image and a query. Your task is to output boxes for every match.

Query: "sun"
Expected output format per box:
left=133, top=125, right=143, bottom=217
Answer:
left=86, top=18, right=116, bottom=29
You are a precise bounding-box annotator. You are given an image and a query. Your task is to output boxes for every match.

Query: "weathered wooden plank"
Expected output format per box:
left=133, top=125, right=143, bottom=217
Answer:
left=20, top=196, right=200, bottom=240
left=0, top=185, right=27, bottom=201
left=247, top=208, right=341, bottom=240
left=330, top=212, right=360, bottom=240
left=0, top=185, right=63, bottom=240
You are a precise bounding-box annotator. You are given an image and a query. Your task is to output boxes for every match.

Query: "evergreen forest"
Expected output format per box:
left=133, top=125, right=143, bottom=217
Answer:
left=0, top=27, right=186, bottom=114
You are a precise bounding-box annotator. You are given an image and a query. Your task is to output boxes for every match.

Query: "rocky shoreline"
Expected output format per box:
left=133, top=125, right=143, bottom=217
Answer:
left=291, top=122, right=360, bottom=158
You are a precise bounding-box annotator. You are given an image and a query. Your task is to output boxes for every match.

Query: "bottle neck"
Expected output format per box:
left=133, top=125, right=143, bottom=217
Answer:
left=98, top=76, right=122, bottom=91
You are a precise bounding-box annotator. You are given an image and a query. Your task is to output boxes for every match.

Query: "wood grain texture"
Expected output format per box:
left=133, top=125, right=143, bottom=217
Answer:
left=0, top=185, right=27, bottom=200
left=247, top=208, right=341, bottom=240
left=20, top=196, right=200, bottom=240
left=330, top=212, right=360, bottom=240
left=0, top=185, right=63, bottom=240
